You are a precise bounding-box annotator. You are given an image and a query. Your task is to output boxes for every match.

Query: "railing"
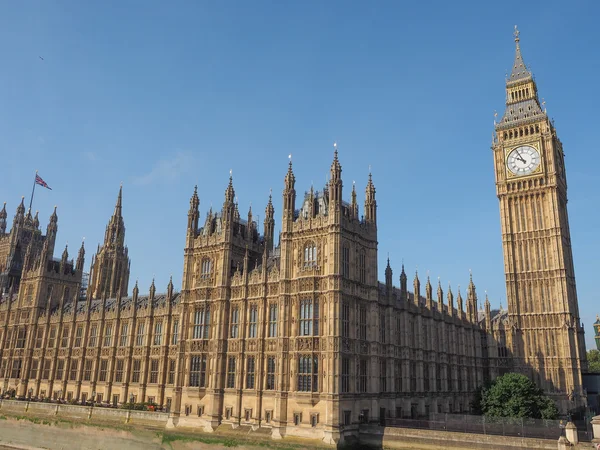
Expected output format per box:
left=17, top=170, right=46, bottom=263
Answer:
left=385, top=413, right=562, bottom=440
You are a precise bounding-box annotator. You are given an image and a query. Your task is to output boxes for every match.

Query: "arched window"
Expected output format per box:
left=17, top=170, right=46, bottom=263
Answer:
left=303, top=242, right=317, bottom=267
left=201, top=258, right=212, bottom=279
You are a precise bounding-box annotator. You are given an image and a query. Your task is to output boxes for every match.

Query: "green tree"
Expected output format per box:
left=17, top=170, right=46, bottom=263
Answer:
left=474, top=373, right=558, bottom=419
left=588, top=349, right=600, bottom=374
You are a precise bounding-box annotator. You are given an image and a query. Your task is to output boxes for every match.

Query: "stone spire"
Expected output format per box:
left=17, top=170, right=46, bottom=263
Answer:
left=224, top=171, right=235, bottom=205
left=329, top=143, right=343, bottom=210
left=457, top=285, right=464, bottom=316
left=350, top=181, right=358, bottom=220
left=187, top=185, right=199, bottom=235
left=400, top=263, right=407, bottom=303
left=76, top=239, right=85, bottom=272
left=385, top=257, right=393, bottom=294
left=283, top=157, right=296, bottom=224
left=437, top=278, right=444, bottom=313
left=264, top=191, right=275, bottom=252
left=508, top=25, right=532, bottom=84
left=0, top=202, right=7, bottom=233
left=364, top=172, right=376, bottom=224
left=33, top=211, right=39, bottom=229
left=447, top=283, right=454, bottom=317
left=413, top=271, right=420, bottom=306
left=425, top=275, right=433, bottom=309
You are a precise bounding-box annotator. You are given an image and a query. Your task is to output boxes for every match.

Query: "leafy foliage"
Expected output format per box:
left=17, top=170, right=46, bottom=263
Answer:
left=472, top=373, right=558, bottom=419
left=588, top=349, right=600, bottom=374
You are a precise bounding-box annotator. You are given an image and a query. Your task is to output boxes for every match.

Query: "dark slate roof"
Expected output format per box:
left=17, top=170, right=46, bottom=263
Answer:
left=508, top=43, right=531, bottom=85
left=497, top=98, right=544, bottom=128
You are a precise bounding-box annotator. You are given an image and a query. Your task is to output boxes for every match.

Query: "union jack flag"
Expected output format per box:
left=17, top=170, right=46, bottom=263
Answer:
left=35, top=174, right=52, bottom=190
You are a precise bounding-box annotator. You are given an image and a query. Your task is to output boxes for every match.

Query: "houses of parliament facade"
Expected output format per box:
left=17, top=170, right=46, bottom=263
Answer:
left=0, top=29, right=588, bottom=443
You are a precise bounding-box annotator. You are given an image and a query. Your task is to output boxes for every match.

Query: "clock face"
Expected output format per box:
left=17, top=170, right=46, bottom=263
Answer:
left=507, top=145, right=541, bottom=176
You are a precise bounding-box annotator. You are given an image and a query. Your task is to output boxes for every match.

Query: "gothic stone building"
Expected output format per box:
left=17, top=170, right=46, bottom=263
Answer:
left=0, top=29, right=587, bottom=443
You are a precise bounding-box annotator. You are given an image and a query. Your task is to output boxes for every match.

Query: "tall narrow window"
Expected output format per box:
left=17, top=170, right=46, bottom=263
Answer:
left=149, top=359, right=159, bottom=383
left=226, top=357, right=236, bottom=388
left=69, top=360, right=78, bottom=380
left=48, top=326, right=57, bottom=347
left=35, top=328, right=44, bottom=348
left=230, top=307, right=239, bottom=338
left=193, top=308, right=210, bottom=339
left=201, top=258, right=212, bottom=279
left=103, top=324, right=112, bottom=347
left=16, top=328, right=26, bottom=348
left=358, top=306, right=367, bottom=340
left=423, top=363, right=430, bottom=391
left=119, top=323, right=129, bottom=347
left=246, top=356, right=255, bottom=389
left=98, top=359, right=108, bottom=382
left=171, top=320, right=179, bottom=344
left=299, top=299, right=319, bottom=336
left=357, top=359, right=367, bottom=393
left=115, top=359, right=124, bottom=382
left=132, top=360, right=141, bottom=383
left=395, top=361, right=402, bottom=392
left=342, top=246, right=350, bottom=278
left=341, top=358, right=350, bottom=393
left=83, top=360, right=92, bottom=381
left=268, top=304, right=277, bottom=337
left=248, top=306, right=257, bottom=338
left=56, top=359, right=64, bottom=380
left=60, top=326, right=70, bottom=347
left=88, top=325, right=97, bottom=347
left=136, top=322, right=145, bottom=346
left=341, top=302, right=349, bottom=338
left=11, top=359, right=22, bottom=379
left=74, top=326, right=83, bottom=347
left=379, top=313, right=385, bottom=343
left=168, top=359, right=176, bottom=384
left=380, top=359, right=387, bottom=392
left=189, top=356, right=207, bottom=387
left=359, top=251, right=366, bottom=284
left=153, top=321, right=163, bottom=345
left=266, top=357, right=276, bottom=390
left=297, top=355, right=318, bottom=392
left=304, top=243, right=317, bottom=267
left=29, top=360, right=39, bottom=380
left=42, top=359, right=51, bottom=379
left=410, top=362, right=417, bottom=391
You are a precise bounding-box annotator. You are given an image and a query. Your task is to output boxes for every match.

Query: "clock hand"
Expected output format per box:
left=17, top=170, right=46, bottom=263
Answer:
left=514, top=149, right=527, bottom=164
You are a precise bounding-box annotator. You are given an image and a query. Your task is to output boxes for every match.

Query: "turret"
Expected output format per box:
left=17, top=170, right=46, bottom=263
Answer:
left=33, top=211, right=39, bottom=229
left=0, top=202, right=7, bottom=234
left=364, top=172, right=376, bottom=224
left=223, top=172, right=236, bottom=224
left=447, top=284, right=454, bottom=317
left=46, top=206, right=58, bottom=257
left=350, top=181, right=359, bottom=220
left=328, top=144, right=343, bottom=215
left=187, top=185, right=199, bottom=237
left=167, top=275, right=174, bottom=299
left=385, top=257, right=393, bottom=297
left=149, top=278, right=156, bottom=312
left=413, top=271, right=420, bottom=306
left=437, top=278, right=444, bottom=314
left=60, top=243, right=69, bottom=273
left=76, top=239, right=85, bottom=272
left=467, top=272, right=477, bottom=322
left=456, top=286, right=464, bottom=317
left=283, top=158, right=296, bottom=227
left=484, top=294, right=492, bottom=330
left=264, top=193, right=275, bottom=252
left=13, top=197, right=25, bottom=228
left=399, top=264, right=407, bottom=303
left=425, top=275, right=433, bottom=310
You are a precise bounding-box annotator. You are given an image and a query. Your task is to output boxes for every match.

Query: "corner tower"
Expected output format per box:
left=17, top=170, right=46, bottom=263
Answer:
left=492, top=27, right=586, bottom=412
left=88, top=185, right=130, bottom=298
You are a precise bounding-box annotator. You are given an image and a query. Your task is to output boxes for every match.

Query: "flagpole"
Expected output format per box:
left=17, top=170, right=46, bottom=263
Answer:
left=29, top=170, right=37, bottom=212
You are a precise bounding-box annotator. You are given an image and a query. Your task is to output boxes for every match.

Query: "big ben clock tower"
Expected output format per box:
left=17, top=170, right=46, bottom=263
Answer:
left=492, top=27, right=587, bottom=413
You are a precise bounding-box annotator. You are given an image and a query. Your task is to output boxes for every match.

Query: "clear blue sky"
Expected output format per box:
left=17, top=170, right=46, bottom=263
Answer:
left=1, top=1, right=599, bottom=350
